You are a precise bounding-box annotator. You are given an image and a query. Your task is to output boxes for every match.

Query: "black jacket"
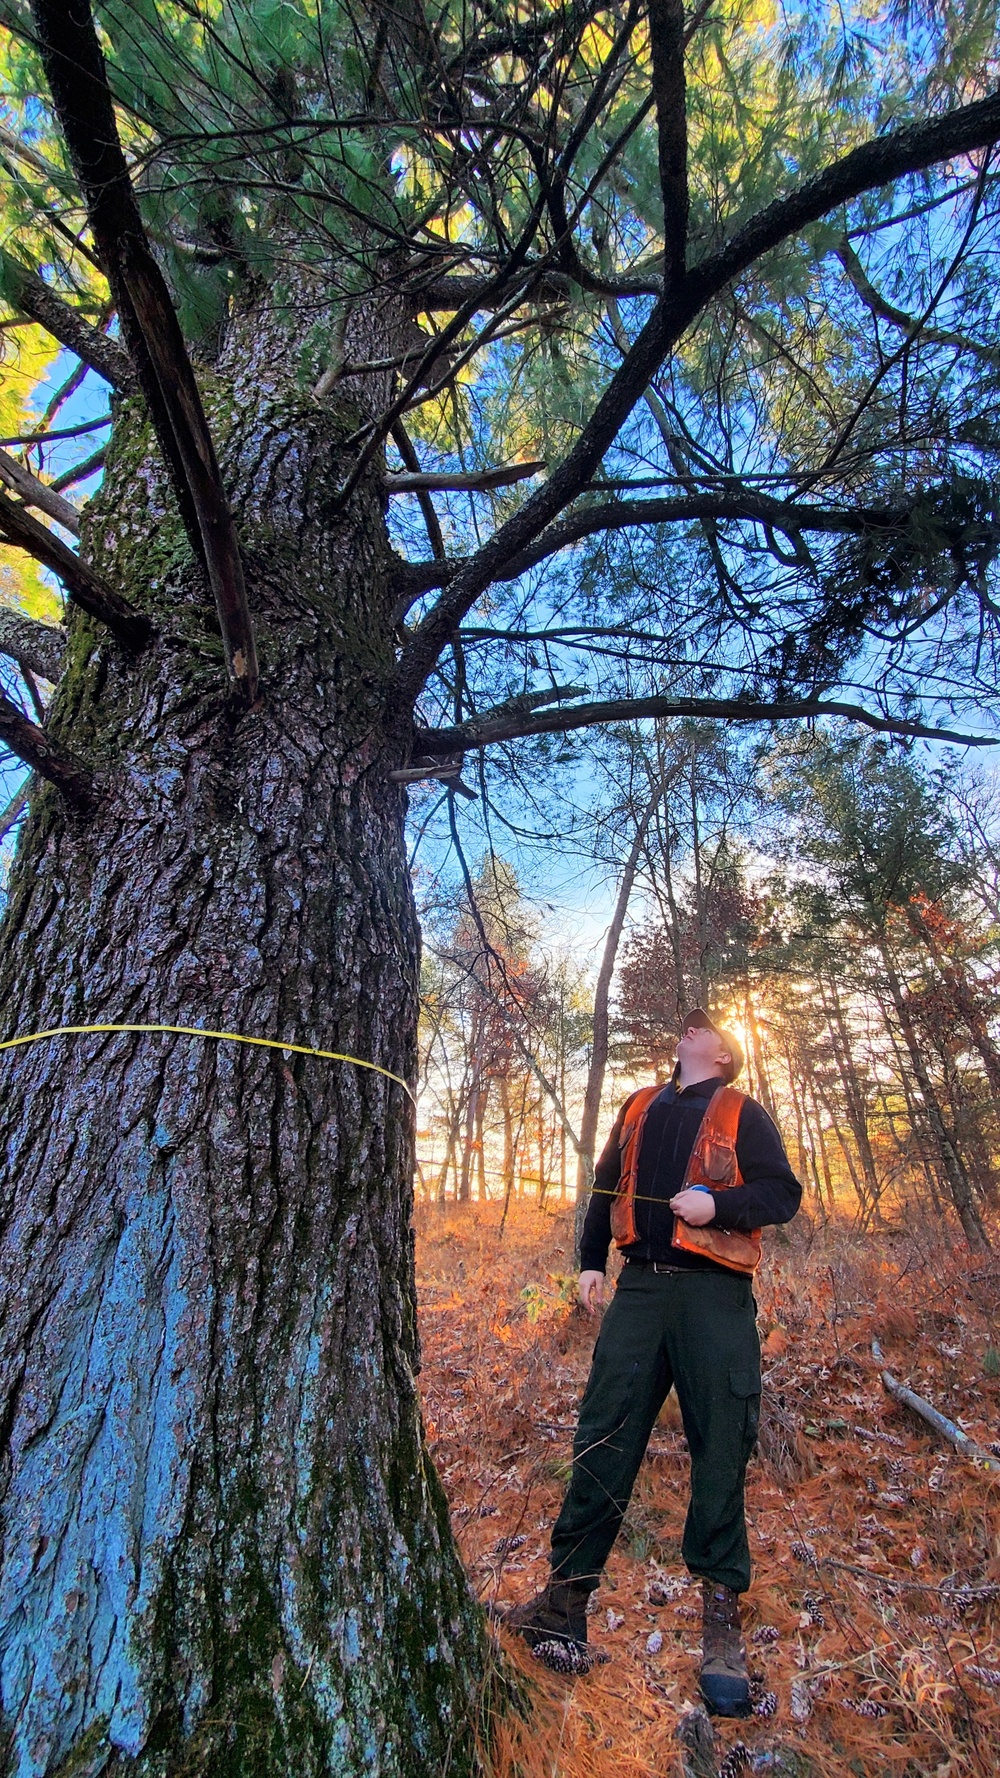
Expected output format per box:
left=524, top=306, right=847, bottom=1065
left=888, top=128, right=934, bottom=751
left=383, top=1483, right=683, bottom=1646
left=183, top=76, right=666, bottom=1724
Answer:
left=579, top=1074, right=802, bottom=1275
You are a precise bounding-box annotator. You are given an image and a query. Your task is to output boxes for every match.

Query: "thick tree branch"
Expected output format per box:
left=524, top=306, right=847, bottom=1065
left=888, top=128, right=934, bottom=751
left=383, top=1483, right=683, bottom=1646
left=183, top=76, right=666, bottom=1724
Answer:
left=397, top=87, right=1000, bottom=694
left=416, top=694, right=996, bottom=755
left=0, top=687, right=97, bottom=809
left=0, top=447, right=80, bottom=535
left=30, top=0, right=258, bottom=700
left=409, top=268, right=573, bottom=309
left=0, top=248, right=137, bottom=391
left=0, top=489, right=151, bottom=650
left=699, top=94, right=1000, bottom=300
left=411, top=264, right=663, bottom=308
left=647, top=0, right=688, bottom=287
left=384, top=461, right=544, bottom=494
left=391, top=491, right=936, bottom=604
left=0, top=609, right=66, bottom=680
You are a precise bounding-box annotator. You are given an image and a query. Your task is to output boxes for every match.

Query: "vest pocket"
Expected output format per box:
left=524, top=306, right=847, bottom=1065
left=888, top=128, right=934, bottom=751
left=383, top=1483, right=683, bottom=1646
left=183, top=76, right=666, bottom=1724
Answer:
left=701, top=1139, right=737, bottom=1183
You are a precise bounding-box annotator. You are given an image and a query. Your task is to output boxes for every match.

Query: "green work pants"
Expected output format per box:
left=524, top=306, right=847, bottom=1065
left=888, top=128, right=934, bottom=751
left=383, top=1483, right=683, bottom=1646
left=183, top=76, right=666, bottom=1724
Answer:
left=551, top=1266, right=761, bottom=1594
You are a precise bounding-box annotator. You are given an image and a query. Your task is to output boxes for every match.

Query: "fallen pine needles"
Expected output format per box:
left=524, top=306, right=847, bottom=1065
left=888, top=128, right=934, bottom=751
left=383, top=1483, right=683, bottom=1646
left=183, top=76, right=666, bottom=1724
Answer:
left=416, top=1200, right=1000, bottom=1778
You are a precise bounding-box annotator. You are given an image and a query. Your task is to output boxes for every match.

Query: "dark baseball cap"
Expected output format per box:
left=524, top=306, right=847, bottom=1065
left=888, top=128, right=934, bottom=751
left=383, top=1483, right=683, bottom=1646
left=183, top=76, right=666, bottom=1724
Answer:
left=680, top=1008, right=744, bottom=1083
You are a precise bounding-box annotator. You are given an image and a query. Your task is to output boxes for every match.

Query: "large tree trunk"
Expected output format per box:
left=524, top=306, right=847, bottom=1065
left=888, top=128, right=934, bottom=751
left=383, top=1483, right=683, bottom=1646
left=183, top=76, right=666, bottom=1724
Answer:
left=0, top=308, right=486, bottom=1775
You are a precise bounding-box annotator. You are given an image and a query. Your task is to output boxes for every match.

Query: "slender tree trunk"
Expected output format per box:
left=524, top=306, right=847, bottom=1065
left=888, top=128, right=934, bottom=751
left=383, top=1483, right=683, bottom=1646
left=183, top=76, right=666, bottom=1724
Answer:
left=0, top=302, right=485, bottom=1775
left=648, top=815, right=686, bottom=1018
left=458, top=1059, right=480, bottom=1203
left=689, top=759, right=709, bottom=1004
left=558, top=991, right=567, bottom=1200
left=745, top=993, right=776, bottom=1119
left=906, top=899, right=1000, bottom=1099
left=804, top=1070, right=836, bottom=1215
left=880, top=950, right=989, bottom=1246
left=474, top=1079, right=488, bottom=1200
left=935, top=1041, right=998, bottom=1207
left=793, top=1045, right=832, bottom=1216
left=818, top=974, right=882, bottom=1214
left=876, top=992, right=948, bottom=1216
left=436, top=1103, right=462, bottom=1202
left=574, top=782, right=664, bottom=1255
left=782, top=1041, right=820, bottom=1205
left=512, top=1082, right=529, bottom=1201
left=500, top=1075, right=514, bottom=1200
left=814, top=1079, right=869, bottom=1218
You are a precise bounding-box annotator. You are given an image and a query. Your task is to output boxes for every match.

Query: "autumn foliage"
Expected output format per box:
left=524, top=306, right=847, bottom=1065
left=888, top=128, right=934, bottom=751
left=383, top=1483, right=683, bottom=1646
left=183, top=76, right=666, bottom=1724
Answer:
left=415, top=1200, right=1000, bottom=1778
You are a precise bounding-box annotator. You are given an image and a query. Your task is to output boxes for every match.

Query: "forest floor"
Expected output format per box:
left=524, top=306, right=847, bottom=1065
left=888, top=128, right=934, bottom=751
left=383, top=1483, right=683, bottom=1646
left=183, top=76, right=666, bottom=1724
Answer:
left=413, top=1199, right=1000, bottom=1778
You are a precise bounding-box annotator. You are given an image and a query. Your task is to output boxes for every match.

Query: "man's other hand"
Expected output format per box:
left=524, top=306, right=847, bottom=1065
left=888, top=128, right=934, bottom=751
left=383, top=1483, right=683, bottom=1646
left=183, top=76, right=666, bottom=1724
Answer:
left=669, top=1188, right=716, bottom=1226
left=578, top=1270, right=605, bottom=1314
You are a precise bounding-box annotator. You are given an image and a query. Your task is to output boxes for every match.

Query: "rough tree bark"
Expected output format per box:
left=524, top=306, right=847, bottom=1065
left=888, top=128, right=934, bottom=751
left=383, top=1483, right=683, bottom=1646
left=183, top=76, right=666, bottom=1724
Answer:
left=0, top=294, right=487, bottom=1777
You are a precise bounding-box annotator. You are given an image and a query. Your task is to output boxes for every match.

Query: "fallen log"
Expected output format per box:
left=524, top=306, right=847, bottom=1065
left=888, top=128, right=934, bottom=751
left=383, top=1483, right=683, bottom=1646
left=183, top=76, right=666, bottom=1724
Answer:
left=871, top=1341, right=1000, bottom=1470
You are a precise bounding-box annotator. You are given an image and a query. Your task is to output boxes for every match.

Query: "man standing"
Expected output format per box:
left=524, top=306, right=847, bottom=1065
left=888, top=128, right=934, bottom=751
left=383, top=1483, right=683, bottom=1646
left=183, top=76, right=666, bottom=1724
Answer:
left=506, top=1011, right=801, bottom=1716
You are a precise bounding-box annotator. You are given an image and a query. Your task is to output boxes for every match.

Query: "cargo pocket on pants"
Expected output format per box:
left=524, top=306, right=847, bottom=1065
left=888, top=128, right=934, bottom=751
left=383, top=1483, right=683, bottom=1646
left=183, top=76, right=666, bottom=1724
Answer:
left=729, top=1366, right=761, bottom=1452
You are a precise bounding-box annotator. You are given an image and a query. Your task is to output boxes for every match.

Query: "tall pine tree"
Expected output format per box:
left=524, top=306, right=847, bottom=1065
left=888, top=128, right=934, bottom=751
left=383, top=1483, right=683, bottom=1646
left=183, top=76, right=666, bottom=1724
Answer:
left=2, top=0, right=1000, bottom=1770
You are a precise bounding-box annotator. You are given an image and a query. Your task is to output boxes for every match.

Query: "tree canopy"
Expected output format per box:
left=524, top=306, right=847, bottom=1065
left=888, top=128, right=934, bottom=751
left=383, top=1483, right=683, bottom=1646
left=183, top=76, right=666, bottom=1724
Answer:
left=3, top=0, right=1000, bottom=799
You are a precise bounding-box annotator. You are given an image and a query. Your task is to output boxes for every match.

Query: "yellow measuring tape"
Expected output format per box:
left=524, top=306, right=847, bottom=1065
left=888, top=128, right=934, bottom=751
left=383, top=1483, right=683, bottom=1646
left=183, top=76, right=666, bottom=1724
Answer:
left=0, top=1023, right=416, bottom=1103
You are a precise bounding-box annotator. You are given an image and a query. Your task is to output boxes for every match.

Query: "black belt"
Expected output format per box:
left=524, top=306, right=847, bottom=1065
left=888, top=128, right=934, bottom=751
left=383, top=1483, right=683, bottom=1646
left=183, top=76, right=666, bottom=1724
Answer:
left=623, top=1258, right=716, bottom=1273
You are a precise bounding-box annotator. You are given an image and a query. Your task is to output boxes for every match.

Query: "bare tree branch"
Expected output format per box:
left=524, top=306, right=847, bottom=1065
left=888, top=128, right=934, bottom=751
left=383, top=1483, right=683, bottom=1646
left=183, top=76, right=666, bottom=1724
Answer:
left=396, top=86, right=1000, bottom=693
left=0, top=447, right=80, bottom=535
left=409, top=262, right=666, bottom=308
left=49, top=446, right=105, bottom=492
left=443, top=795, right=583, bottom=1154
left=390, top=490, right=941, bottom=605
left=384, top=460, right=544, bottom=494
left=29, top=0, right=258, bottom=701
left=415, top=693, right=997, bottom=755
left=836, top=235, right=1000, bottom=363
left=405, top=0, right=713, bottom=317
left=0, top=415, right=110, bottom=448
left=0, top=778, right=29, bottom=842
left=0, top=247, right=137, bottom=391
left=0, top=609, right=66, bottom=680
left=389, top=422, right=445, bottom=559
left=647, top=0, right=688, bottom=287
left=333, top=224, right=550, bottom=509
left=408, top=268, right=578, bottom=309
left=0, top=489, right=151, bottom=650
left=0, top=687, right=97, bottom=809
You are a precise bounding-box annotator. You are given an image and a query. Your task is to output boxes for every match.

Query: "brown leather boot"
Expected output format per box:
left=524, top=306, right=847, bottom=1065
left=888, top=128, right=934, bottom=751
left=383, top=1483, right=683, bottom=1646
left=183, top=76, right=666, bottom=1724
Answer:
left=699, top=1580, right=751, bottom=1717
left=501, top=1576, right=590, bottom=1650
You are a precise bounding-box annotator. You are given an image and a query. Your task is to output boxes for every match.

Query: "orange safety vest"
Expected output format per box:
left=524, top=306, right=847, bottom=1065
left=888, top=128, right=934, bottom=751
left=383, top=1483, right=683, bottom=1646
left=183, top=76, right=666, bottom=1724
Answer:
left=609, top=1082, right=762, bottom=1277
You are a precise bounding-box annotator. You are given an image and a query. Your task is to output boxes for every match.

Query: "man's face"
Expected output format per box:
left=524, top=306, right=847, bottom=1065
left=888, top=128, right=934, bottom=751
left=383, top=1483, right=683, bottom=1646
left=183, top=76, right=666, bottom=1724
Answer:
left=676, top=1021, right=731, bottom=1078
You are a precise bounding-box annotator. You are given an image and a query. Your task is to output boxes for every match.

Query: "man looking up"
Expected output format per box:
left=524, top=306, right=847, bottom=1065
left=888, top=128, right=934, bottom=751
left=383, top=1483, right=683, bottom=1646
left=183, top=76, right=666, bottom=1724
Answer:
left=506, top=1010, right=801, bottom=1716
